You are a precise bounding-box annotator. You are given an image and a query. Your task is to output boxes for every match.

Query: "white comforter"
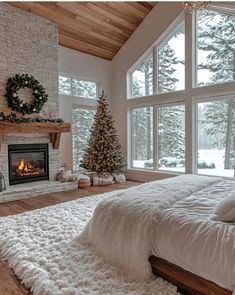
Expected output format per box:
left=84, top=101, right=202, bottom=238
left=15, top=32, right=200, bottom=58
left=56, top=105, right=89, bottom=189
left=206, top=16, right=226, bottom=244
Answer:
left=80, top=174, right=235, bottom=293
left=79, top=175, right=220, bottom=278
left=152, top=179, right=235, bottom=292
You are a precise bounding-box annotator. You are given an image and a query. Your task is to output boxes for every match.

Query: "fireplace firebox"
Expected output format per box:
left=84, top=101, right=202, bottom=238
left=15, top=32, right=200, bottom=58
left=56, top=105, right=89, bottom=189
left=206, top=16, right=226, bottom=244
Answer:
left=8, top=144, right=49, bottom=185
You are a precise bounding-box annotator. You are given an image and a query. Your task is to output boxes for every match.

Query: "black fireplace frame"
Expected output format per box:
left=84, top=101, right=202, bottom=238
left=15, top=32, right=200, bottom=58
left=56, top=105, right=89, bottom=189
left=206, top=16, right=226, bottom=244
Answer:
left=8, top=143, right=49, bottom=185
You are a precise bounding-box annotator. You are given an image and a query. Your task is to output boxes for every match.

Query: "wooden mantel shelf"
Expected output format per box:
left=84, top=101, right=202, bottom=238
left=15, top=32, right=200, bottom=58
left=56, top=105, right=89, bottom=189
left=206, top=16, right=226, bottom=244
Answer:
left=0, top=121, right=71, bottom=149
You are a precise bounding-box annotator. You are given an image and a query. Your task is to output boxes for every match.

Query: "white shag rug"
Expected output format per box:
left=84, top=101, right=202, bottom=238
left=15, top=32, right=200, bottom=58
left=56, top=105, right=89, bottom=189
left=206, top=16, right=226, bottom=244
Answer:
left=0, top=190, right=180, bottom=295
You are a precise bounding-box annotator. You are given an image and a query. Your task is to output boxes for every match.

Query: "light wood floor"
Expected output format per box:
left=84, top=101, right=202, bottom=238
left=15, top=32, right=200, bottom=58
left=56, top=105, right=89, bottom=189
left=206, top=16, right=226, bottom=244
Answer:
left=0, top=181, right=140, bottom=295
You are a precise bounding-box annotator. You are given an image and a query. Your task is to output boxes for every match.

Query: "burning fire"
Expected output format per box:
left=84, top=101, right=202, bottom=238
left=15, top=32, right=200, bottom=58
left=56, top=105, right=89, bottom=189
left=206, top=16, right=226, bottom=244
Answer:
left=16, top=159, right=40, bottom=177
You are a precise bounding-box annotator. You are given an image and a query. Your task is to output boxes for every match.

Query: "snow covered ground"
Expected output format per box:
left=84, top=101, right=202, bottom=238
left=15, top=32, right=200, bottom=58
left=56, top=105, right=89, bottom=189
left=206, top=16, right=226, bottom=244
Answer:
left=132, top=149, right=234, bottom=178
left=198, top=149, right=234, bottom=177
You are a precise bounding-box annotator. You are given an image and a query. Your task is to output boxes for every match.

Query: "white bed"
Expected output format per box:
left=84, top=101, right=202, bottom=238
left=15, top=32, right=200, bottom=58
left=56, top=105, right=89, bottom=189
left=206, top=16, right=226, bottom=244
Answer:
left=79, top=175, right=235, bottom=294
left=152, top=179, right=235, bottom=292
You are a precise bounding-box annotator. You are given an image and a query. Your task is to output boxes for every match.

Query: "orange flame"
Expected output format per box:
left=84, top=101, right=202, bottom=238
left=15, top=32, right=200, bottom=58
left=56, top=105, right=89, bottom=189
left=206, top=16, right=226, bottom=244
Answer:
left=16, top=160, right=40, bottom=177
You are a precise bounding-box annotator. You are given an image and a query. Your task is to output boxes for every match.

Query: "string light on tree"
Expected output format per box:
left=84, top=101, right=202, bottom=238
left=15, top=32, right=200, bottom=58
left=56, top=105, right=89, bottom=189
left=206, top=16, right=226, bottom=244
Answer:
left=80, top=92, right=126, bottom=175
left=183, top=1, right=211, bottom=12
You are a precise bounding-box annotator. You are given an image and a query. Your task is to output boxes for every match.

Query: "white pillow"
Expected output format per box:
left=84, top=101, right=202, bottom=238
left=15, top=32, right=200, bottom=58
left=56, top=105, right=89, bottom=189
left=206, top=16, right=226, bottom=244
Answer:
left=210, top=192, right=235, bottom=222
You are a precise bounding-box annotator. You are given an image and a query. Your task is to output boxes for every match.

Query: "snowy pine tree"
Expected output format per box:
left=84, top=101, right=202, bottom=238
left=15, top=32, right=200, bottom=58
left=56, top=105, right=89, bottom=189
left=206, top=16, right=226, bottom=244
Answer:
left=132, top=107, right=152, bottom=161
left=158, top=44, right=179, bottom=93
left=200, top=100, right=235, bottom=170
left=158, top=105, right=185, bottom=160
left=132, top=55, right=153, bottom=97
left=131, top=40, right=184, bottom=162
left=198, top=10, right=235, bottom=170
left=59, top=76, right=96, bottom=98
left=71, top=79, right=96, bottom=99
left=80, top=92, right=126, bottom=174
left=197, top=10, right=235, bottom=85
left=72, top=108, right=95, bottom=170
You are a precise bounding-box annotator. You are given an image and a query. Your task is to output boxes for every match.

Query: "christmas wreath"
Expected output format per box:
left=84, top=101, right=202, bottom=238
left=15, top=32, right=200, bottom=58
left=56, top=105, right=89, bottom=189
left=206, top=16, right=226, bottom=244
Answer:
left=5, top=74, right=48, bottom=115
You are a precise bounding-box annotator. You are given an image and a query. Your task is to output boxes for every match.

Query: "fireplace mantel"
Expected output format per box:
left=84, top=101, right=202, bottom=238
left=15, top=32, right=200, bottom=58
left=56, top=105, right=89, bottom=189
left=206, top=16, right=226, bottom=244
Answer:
left=0, top=121, right=71, bottom=149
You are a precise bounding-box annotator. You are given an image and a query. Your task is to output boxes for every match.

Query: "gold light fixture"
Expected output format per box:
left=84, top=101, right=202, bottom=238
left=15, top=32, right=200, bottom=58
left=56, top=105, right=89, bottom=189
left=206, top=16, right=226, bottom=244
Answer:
left=183, top=2, right=211, bottom=12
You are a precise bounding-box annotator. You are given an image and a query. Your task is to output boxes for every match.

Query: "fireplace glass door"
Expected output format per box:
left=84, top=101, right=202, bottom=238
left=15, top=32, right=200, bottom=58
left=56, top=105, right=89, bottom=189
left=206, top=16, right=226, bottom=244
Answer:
left=8, top=144, right=49, bottom=185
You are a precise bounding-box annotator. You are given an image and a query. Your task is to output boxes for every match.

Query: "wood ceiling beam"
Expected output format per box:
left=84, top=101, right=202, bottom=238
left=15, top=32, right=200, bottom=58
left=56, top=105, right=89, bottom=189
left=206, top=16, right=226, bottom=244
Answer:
left=10, top=2, right=127, bottom=45
left=10, top=2, right=90, bottom=33
left=9, top=1, right=156, bottom=60
left=59, top=34, right=114, bottom=60
left=116, top=2, right=148, bottom=18
left=140, top=2, right=157, bottom=10
left=59, top=27, right=118, bottom=53
left=73, top=15, right=130, bottom=37
left=147, top=2, right=158, bottom=8
left=89, top=2, right=142, bottom=25
left=39, top=2, right=130, bottom=39
left=88, top=31, right=125, bottom=48
left=57, top=2, right=135, bottom=34
left=77, top=2, right=139, bottom=30
left=106, top=2, right=144, bottom=21
left=127, top=2, right=151, bottom=14
left=43, top=2, right=130, bottom=37
left=42, top=1, right=77, bottom=18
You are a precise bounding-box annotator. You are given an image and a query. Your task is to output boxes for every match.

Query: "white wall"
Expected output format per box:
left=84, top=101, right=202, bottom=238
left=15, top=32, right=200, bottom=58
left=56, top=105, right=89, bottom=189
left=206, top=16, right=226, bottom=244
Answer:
left=58, top=46, right=111, bottom=169
left=111, top=2, right=183, bottom=181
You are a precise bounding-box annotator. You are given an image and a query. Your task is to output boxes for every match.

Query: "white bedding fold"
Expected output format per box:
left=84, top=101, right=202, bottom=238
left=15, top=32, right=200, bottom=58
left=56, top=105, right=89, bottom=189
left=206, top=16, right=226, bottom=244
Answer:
left=152, top=179, right=235, bottom=292
left=79, top=175, right=220, bottom=280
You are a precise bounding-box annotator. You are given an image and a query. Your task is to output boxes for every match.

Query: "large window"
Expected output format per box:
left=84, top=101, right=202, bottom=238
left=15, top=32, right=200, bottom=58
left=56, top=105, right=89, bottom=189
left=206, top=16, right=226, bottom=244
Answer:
left=157, top=22, right=185, bottom=94
left=129, top=18, right=185, bottom=99
left=131, top=104, right=185, bottom=172
left=127, top=7, right=235, bottom=178
left=72, top=106, right=95, bottom=171
left=196, top=9, right=235, bottom=87
left=197, top=98, right=235, bottom=177
left=158, top=105, right=185, bottom=172
left=130, top=55, right=153, bottom=98
left=131, top=107, right=153, bottom=169
left=59, top=75, right=98, bottom=99
left=59, top=74, right=98, bottom=172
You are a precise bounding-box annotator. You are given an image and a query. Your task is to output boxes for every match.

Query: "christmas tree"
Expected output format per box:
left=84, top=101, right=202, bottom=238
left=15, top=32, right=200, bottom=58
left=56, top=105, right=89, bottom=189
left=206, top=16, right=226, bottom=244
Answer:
left=80, top=92, right=126, bottom=175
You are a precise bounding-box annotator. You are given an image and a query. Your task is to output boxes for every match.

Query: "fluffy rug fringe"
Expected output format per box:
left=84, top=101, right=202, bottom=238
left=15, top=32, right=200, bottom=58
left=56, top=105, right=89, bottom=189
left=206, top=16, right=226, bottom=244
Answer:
left=0, top=240, right=44, bottom=294
left=0, top=190, right=181, bottom=295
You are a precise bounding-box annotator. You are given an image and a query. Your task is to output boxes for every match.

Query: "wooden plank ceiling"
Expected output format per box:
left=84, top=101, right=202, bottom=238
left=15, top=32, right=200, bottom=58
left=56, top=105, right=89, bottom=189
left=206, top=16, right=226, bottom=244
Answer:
left=10, top=2, right=156, bottom=60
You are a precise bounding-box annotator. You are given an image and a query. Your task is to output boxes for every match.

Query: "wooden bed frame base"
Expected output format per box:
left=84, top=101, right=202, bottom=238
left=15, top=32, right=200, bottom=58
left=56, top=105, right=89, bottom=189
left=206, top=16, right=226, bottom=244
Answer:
left=149, top=256, right=232, bottom=295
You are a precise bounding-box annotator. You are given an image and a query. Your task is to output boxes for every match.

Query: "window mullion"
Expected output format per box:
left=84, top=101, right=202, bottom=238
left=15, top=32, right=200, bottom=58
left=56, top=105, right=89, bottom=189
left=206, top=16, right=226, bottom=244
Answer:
left=129, top=108, right=134, bottom=168
left=184, top=10, right=194, bottom=174
left=153, top=105, right=158, bottom=170
left=185, top=98, right=193, bottom=174
left=192, top=100, right=197, bottom=174
left=185, top=10, right=193, bottom=93
left=153, top=46, right=157, bottom=95
left=129, top=73, right=133, bottom=99
left=70, top=78, right=73, bottom=96
left=192, top=10, right=197, bottom=88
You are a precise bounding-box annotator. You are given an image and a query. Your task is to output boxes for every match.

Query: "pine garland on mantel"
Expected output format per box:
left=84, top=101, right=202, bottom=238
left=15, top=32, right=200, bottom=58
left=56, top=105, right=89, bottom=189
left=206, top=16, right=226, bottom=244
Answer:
left=0, top=112, right=64, bottom=123
left=3, top=73, right=64, bottom=123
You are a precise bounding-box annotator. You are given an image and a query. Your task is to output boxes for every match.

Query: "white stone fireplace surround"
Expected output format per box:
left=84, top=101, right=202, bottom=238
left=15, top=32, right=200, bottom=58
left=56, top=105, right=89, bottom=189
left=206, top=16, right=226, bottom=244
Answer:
left=0, top=4, right=77, bottom=202
left=0, top=134, right=76, bottom=203
left=2, top=134, right=58, bottom=187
